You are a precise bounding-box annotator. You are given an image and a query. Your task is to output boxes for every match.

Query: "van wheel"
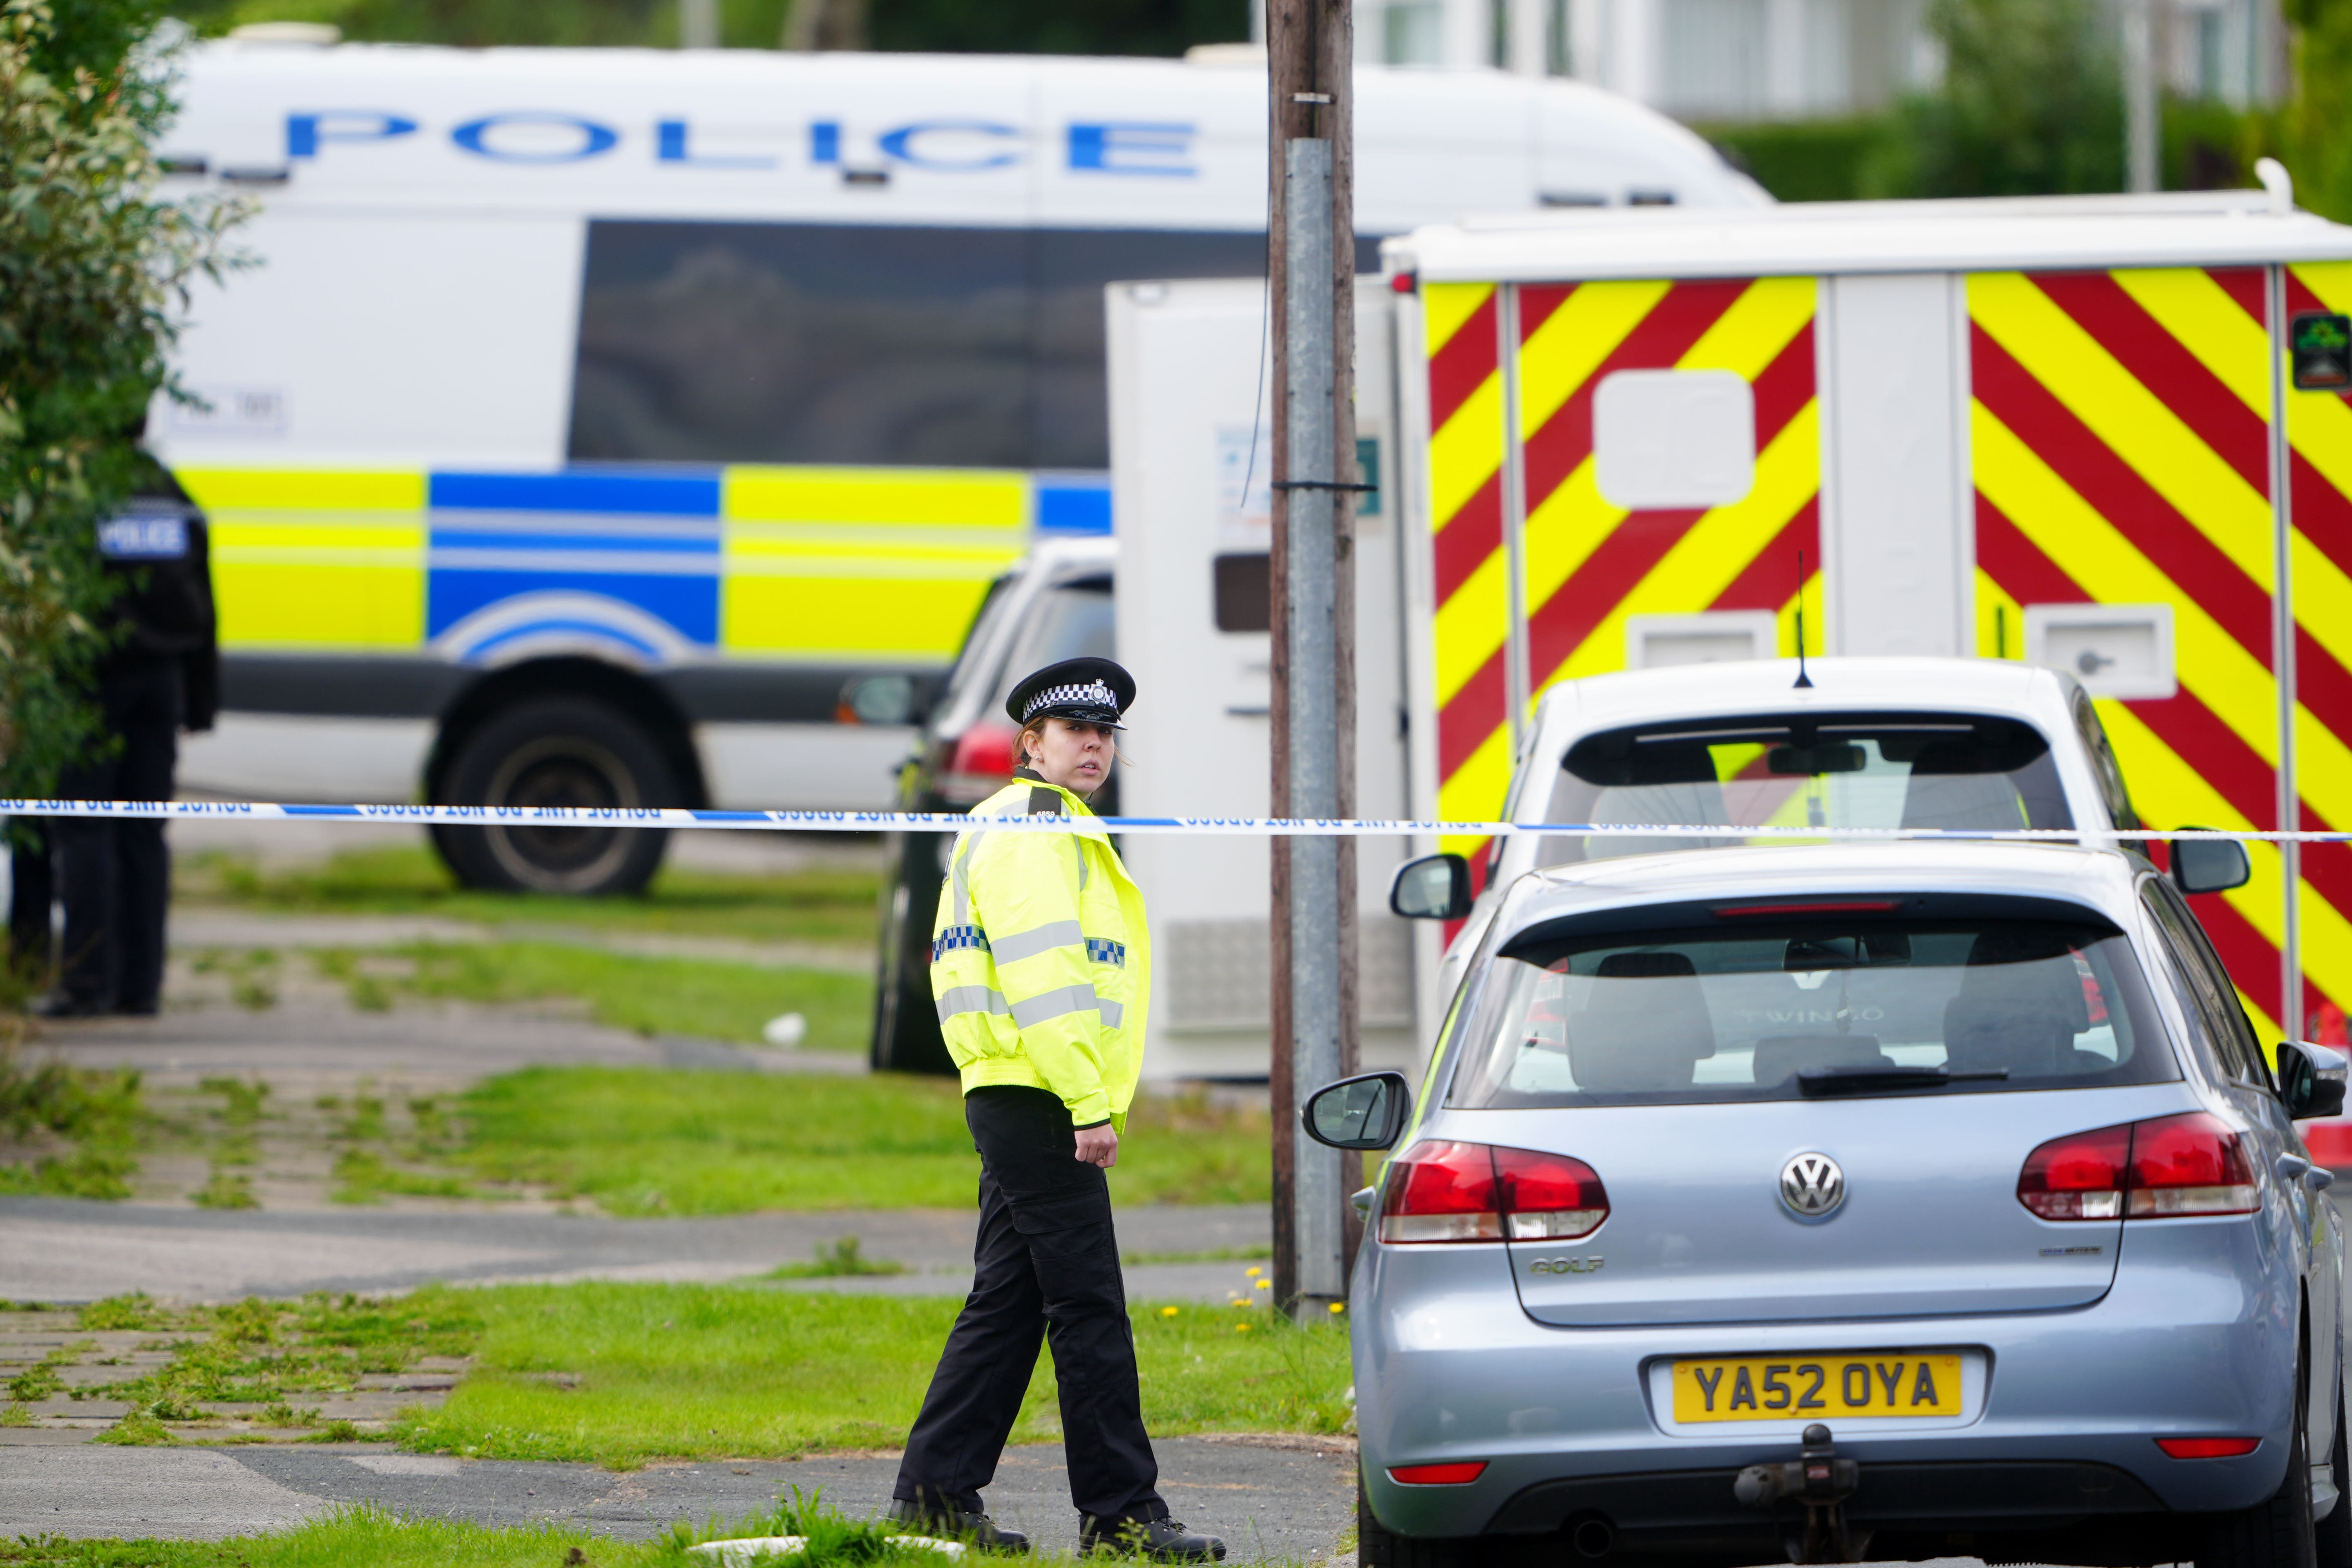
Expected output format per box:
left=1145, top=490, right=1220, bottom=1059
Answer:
left=431, top=697, right=675, bottom=896
left=2197, top=1351, right=2318, bottom=1568
left=1357, top=1470, right=1468, bottom=1568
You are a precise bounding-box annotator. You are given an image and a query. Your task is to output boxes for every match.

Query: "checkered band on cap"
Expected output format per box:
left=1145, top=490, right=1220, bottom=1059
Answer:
left=1021, top=680, right=1119, bottom=722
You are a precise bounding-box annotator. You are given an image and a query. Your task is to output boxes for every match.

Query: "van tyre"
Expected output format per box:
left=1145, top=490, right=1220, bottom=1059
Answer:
left=2197, top=1353, right=2318, bottom=1568
left=1356, top=1470, right=1468, bottom=1568
left=432, top=697, right=676, bottom=896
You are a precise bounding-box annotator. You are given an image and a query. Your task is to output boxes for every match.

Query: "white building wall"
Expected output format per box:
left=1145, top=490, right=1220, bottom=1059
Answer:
left=1348, top=0, right=2280, bottom=121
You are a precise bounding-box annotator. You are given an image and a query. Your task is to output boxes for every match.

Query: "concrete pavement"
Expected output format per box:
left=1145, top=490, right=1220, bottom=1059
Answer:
left=0, top=1193, right=1273, bottom=1303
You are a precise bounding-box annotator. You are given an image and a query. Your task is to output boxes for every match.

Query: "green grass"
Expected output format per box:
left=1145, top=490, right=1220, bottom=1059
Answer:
left=0, top=1503, right=948, bottom=1568
left=762, top=1237, right=907, bottom=1278
left=177, top=845, right=883, bottom=947
left=61, top=1291, right=482, bottom=1415
left=0, top=1045, right=143, bottom=1199
left=376, top=941, right=872, bottom=1051
left=450, top=1067, right=1271, bottom=1215
left=392, top=1281, right=1349, bottom=1468
left=6, top=1281, right=1348, bottom=1480
left=0, top=1495, right=1336, bottom=1568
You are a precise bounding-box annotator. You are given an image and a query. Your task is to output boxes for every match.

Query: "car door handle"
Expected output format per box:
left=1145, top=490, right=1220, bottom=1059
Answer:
left=2279, top=1153, right=2313, bottom=1184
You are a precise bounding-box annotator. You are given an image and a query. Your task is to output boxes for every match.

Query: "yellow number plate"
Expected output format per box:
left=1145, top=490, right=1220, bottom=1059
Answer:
left=1670, top=1353, right=1967, bottom=1424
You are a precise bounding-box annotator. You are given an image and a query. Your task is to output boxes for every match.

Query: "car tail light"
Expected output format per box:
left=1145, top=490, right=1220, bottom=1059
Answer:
left=2157, top=1436, right=2262, bottom=1458
left=939, top=725, right=1017, bottom=804
left=2017, top=1123, right=2131, bottom=1220
left=1380, top=1141, right=1609, bottom=1244
left=1389, top=1462, right=1486, bottom=1484
left=2126, top=1112, right=2258, bottom=1217
left=1494, top=1146, right=1609, bottom=1240
left=1380, top=1142, right=1502, bottom=1243
left=2018, top=1112, right=2257, bottom=1222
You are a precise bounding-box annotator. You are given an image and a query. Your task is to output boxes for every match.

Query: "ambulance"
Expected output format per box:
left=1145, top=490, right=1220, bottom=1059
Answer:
left=150, top=35, right=1761, bottom=892
left=1098, top=177, right=2352, bottom=1097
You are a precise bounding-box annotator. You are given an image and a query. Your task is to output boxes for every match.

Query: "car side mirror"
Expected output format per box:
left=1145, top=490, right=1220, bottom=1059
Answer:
left=2171, top=831, right=2251, bottom=894
left=1302, top=1070, right=1412, bottom=1151
left=2277, top=1041, right=2349, bottom=1121
left=839, top=673, right=918, bottom=726
left=1390, top=854, right=1472, bottom=920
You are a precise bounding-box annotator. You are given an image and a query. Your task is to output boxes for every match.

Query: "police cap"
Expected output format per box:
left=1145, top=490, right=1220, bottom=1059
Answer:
left=1006, top=656, right=1134, bottom=730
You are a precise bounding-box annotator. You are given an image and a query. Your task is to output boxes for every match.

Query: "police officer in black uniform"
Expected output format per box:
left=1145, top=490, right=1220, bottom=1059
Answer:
left=35, top=455, right=217, bottom=1016
left=889, top=660, right=1223, bottom=1563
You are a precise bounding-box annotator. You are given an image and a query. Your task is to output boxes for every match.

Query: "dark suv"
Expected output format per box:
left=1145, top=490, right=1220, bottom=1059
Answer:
left=856, top=537, right=1117, bottom=1073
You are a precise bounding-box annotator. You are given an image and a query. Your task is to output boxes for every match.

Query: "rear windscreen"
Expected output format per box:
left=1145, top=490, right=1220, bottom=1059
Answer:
left=1450, top=915, right=2175, bottom=1108
left=1538, top=711, right=2072, bottom=866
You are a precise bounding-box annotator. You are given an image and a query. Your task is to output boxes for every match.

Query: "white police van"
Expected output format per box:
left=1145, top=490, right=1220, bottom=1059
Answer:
left=154, top=36, right=1762, bottom=892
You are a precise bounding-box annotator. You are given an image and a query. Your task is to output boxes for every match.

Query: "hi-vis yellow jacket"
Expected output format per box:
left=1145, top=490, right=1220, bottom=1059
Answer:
left=930, top=773, right=1150, bottom=1131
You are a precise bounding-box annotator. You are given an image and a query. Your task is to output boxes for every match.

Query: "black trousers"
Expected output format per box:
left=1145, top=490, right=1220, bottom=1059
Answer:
left=53, top=661, right=181, bottom=1010
left=6, top=822, right=53, bottom=976
left=895, top=1085, right=1165, bottom=1528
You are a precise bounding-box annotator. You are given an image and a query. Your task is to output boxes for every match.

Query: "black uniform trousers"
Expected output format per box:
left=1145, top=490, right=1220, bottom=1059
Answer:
left=6, top=822, right=53, bottom=976
left=895, top=1084, right=1167, bottom=1529
left=53, top=661, right=181, bottom=1011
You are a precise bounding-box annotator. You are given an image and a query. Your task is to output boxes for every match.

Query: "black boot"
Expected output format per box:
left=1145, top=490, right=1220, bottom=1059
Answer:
left=885, top=1499, right=1030, bottom=1554
left=1079, top=1516, right=1227, bottom=1561
left=34, top=991, right=110, bottom=1019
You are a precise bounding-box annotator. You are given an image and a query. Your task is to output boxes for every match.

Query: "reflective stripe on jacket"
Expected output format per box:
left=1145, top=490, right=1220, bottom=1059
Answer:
left=929, top=773, right=1150, bottom=1130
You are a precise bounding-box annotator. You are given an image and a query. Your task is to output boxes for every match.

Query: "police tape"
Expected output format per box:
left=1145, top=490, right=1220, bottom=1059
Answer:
left=0, top=798, right=2345, bottom=843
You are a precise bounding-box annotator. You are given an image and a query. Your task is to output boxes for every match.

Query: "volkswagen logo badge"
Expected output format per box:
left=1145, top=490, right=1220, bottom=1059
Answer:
left=1780, top=1152, right=1845, bottom=1217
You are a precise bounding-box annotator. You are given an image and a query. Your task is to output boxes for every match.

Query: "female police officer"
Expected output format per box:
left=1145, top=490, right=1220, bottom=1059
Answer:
left=889, top=657, right=1225, bottom=1563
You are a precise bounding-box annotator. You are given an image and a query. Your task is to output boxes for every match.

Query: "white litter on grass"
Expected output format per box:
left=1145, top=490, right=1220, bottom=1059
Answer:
left=762, top=1012, right=809, bottom=1047
left=688, top=1536, right=965, bottom=1565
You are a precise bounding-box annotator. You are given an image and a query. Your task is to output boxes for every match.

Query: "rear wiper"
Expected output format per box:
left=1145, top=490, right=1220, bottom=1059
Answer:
left=1796, top=1065, right=2010, bottom=1096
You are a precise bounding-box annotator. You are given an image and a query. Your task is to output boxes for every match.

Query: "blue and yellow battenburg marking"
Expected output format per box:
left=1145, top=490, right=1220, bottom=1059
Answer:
left=178, top=464, right=1113, bottom=667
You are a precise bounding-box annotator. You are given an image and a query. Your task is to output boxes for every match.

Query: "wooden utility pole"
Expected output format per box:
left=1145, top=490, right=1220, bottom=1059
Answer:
left=1267, top=0, right=1357, bottom=1318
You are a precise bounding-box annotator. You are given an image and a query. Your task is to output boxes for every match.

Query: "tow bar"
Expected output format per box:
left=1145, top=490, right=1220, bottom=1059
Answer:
left=1734, top=1422, right=1870, bottom=1564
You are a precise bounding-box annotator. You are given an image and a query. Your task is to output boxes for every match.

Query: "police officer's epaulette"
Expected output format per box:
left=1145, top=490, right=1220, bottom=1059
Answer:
left=1028, top=787, right=1063, bottom=816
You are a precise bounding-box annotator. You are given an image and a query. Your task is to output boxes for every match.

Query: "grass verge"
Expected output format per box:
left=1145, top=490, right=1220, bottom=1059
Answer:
left=0, top=1495, right=1337, bottom=1567
left=7, top=1281, right=1347, bottom=1472
left=304, top=943, right=871, bottom=1053
left=392, top=1281, right=1348, bottom=1467
left=400, top=943, right=868, bottom=1051
left=177, top=845, right=883, bottom=947
left=449, top=1066, right=1271, bottom=1214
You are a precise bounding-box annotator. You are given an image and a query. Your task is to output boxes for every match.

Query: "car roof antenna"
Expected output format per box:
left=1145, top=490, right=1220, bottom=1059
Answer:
left=1793, top=548, right=1815, bottom=689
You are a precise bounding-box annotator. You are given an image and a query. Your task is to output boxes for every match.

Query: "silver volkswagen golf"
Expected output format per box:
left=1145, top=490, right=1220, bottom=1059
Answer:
left=1307, top=842, right=2349, bottom=1568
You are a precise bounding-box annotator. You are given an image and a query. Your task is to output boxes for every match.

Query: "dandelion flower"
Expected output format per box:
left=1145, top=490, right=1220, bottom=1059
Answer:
left=1235, top=1323, right=1251, bottom=1333
left=1160, top=1306, right=1179, bottom=1318
left=1245, top=1266, right=1263, bottom=1278
left=1329, top=1302, right=1346, bottom=1313
left=1255, top=1279, right=1272, bottom=1290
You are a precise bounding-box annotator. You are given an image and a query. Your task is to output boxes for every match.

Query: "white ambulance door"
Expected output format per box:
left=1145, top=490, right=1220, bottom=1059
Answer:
left=1107, top=276, right=1414, bottom=1082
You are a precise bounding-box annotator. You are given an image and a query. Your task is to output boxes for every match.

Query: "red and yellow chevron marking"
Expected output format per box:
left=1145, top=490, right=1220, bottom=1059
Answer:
left=1423, top=282, right=1508, bottom=872
left=1514, top=276, right=1821, bottom=707
left=2288, top=260, right=2352, bottom=1039
left=1421, top=277, right=1824, bottom=885
left=1967, top=266, right=2312, bottom=1040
